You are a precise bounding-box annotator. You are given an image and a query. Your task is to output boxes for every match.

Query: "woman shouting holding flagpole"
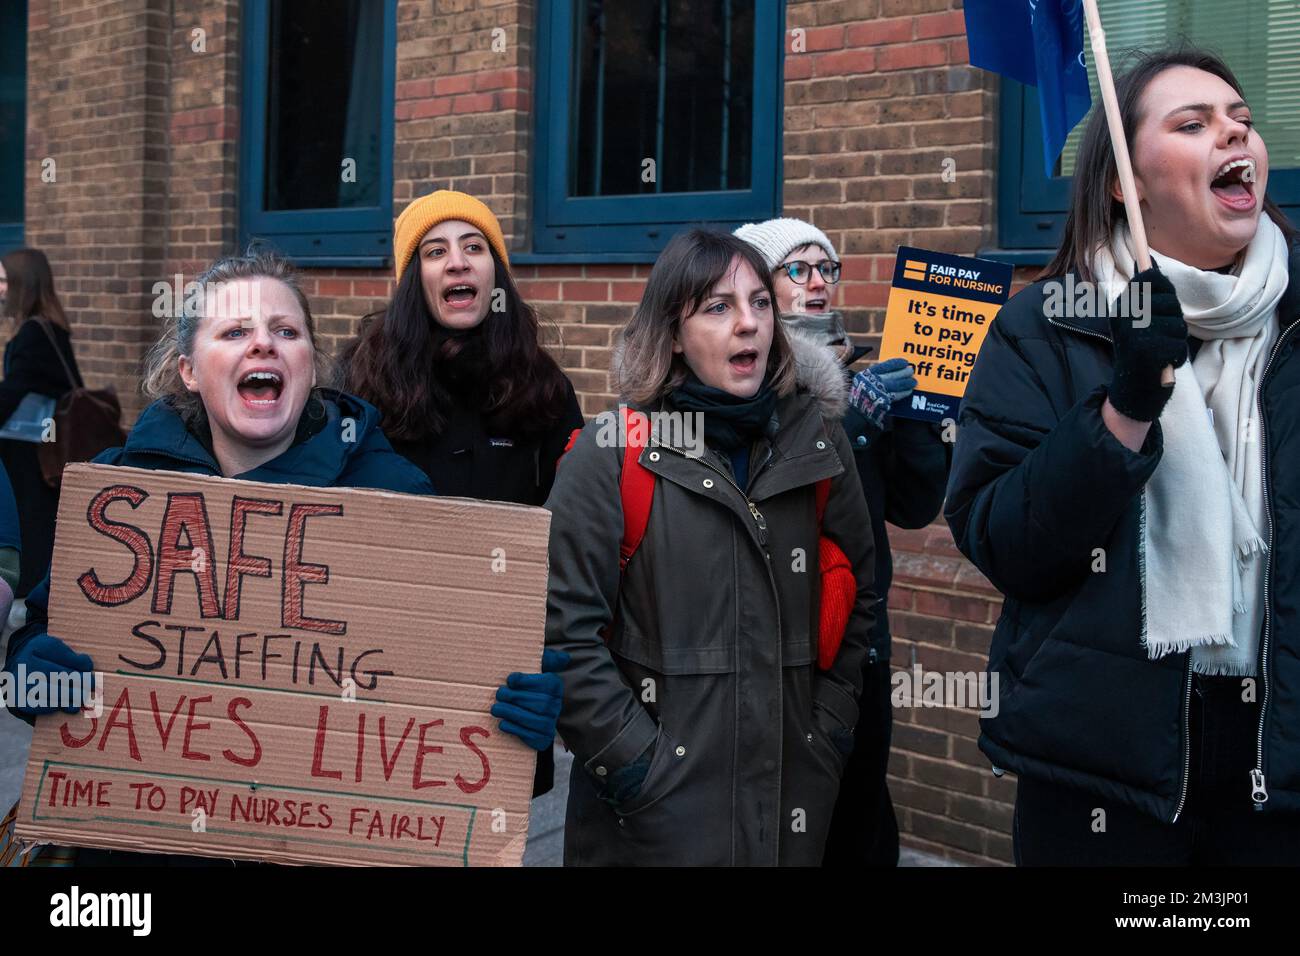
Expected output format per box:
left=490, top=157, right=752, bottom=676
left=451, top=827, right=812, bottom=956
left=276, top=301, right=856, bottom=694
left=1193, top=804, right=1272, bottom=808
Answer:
left=946, top=47, right=1300, bottom=864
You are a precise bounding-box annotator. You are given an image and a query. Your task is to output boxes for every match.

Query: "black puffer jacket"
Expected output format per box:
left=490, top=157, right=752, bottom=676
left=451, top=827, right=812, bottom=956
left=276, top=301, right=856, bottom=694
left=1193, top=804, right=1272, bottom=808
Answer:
left=945, top=248, right=1300, bottom=823
left=390, top=374, right=582, bottom=800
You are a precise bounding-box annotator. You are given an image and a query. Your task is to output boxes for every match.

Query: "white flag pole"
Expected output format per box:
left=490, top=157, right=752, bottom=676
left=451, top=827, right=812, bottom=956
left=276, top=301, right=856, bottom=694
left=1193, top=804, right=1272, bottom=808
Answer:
left=1082, top=0, right=1174, bottom=384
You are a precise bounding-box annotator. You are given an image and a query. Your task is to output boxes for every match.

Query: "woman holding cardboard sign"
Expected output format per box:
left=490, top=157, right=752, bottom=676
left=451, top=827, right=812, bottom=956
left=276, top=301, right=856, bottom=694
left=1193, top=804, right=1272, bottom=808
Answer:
left=3, top=250, right=565, bottom=864
left=945, top=49, right=1300, bottom=864
left=546, top=228, right=877, bottom=865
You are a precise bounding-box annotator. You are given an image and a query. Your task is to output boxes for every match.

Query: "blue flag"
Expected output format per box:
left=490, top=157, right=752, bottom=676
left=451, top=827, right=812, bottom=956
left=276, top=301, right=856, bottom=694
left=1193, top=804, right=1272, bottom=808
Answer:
left=965, top=0, right=1092, bottom=176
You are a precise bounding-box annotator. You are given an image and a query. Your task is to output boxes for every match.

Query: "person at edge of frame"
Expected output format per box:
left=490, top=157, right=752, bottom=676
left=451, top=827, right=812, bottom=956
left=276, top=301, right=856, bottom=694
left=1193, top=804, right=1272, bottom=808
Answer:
left=945, top=47, right=1300, bottom=865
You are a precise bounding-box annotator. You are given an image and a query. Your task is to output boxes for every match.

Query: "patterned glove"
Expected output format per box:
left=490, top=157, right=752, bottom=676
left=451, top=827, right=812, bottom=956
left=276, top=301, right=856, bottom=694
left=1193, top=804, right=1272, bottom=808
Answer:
left=849, top=357, right=917, bottom=430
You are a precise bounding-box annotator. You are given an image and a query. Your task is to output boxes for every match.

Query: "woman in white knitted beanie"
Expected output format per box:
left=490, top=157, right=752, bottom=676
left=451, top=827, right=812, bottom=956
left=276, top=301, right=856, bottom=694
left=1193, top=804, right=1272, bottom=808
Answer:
left=734, top=217, right=952, bottom=868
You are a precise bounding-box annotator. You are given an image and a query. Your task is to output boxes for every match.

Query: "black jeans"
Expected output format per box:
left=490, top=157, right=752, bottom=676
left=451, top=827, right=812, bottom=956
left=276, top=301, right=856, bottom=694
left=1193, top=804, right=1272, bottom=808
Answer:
left=823, top=655, right=900, bottom=866
left=1014, top=675, right=1300, bottom=866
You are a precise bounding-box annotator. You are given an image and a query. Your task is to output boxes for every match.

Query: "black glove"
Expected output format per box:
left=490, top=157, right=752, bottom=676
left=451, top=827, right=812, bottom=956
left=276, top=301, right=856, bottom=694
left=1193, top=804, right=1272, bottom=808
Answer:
left=1106, top=261, right=1188, bottom=422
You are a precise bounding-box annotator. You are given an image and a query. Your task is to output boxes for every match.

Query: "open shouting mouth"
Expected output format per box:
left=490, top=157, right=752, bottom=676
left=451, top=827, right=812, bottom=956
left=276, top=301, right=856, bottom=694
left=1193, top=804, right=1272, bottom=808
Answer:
left=1211, top=156, right=1257, bottom=212
left=442, top=282, right=479, bottom=311
left=237, top=368, right=284, bottom=408
left=729, top=348, right=759, bottom=375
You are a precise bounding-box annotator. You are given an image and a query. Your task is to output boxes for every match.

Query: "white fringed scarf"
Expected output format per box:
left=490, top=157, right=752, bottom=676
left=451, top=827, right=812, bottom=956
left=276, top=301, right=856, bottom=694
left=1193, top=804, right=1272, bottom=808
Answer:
left=1092, top=218, right=1288, bottom=675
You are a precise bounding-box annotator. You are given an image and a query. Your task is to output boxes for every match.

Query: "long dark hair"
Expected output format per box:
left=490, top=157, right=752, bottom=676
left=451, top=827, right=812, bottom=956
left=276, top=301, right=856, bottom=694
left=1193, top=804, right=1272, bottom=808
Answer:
left=344, top=247, right=570, bottom=442
left=1, top=248, right=70, bottom=331
left=615, top=229, right=796, bottom=405
left=1043, top=47, right=1296, bottom=282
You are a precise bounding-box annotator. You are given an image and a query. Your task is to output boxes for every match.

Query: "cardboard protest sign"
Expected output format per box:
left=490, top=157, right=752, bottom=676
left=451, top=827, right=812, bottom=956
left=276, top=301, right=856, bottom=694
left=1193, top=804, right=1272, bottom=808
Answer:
left=879, top=247, right=1013, bottom=422
left=16, top=463, right=550, bottom=867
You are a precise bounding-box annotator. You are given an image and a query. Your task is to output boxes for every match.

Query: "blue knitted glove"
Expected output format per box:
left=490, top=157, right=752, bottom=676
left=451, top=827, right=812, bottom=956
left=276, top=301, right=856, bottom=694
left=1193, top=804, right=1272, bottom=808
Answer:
left=7, top=634, right=95, bottom=715
left=491, top=649, right=569, bottom=751
left=849, top=357, right=917, bottom=430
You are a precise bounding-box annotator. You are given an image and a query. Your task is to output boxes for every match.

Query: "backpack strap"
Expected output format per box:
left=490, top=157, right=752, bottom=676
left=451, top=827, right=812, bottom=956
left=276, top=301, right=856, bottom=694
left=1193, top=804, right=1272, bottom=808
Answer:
left=814, top=476, right=832, bottom=527
left=618, top=406, right=655, bottom=570
left=557, top=408, right=656, bottom=571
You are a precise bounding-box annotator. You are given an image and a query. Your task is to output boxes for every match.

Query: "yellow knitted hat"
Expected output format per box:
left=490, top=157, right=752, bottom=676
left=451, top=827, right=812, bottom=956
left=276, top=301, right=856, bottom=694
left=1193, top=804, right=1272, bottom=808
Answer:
left=392, top=190, right=510, bottom=280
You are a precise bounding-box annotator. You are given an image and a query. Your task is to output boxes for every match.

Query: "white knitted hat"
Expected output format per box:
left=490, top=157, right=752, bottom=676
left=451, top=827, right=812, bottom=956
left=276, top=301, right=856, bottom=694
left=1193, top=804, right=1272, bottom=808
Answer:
left=733, top=218, right=838, bottom=271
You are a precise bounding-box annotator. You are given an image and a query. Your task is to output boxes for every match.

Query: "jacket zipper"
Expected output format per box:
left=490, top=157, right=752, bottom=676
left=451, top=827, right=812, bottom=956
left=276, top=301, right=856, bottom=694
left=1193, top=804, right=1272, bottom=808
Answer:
left=1250, top=318, right=1300, bottom=809
left=658, top=444, right=770, bottom=546
left=1045, top=314, right=1194, bottom=823
left=655, top=440, right=783, bottom=861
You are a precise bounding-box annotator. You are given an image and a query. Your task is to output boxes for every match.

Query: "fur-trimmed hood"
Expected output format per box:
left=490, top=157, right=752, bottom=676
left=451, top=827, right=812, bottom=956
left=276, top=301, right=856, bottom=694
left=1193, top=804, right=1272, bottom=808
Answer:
left=607, top=328, right=848, bottom=422
left=785, top=327, right=849, bottom=421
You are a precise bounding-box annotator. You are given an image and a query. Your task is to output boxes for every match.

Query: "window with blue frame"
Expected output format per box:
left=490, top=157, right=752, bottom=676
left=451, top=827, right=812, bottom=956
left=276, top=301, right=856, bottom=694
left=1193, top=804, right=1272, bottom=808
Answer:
left=530, top=0, right=783, bottom=260
left=240, top=0, right=395, bottom=266
left=993, top=1, right=1300, bottom=264
left=0, top=0, right=27, bottom=255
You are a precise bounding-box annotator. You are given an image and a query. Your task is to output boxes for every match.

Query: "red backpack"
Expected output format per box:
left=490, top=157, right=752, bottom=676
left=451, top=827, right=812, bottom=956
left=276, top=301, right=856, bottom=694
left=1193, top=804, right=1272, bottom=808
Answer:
left=563, top=406, right=856, bottom=671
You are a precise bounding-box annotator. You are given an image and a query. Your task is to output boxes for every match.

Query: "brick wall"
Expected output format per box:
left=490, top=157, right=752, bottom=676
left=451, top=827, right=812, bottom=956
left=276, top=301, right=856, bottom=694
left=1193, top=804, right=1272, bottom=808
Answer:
left=18, top=0, right=1041, bottom=864
left=23, top=0, right=172, bottom=421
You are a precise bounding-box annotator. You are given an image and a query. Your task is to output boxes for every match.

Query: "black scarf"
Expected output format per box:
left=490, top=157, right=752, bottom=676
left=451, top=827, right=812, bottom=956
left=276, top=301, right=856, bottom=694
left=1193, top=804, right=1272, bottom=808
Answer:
left=670, top=372, right=777, bottom=452
left=432, top=323, right=491, bottom=406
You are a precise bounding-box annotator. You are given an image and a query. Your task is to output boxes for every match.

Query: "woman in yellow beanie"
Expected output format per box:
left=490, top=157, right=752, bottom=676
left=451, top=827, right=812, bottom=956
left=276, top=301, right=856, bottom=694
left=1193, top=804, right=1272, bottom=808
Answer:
left=344, top=191, right=582, bottom=795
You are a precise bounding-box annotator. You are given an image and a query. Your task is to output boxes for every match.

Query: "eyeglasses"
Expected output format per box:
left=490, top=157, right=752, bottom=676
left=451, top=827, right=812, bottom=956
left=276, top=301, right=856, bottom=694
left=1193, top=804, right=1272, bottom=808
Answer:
left=777, top=259, right=841, bottom=285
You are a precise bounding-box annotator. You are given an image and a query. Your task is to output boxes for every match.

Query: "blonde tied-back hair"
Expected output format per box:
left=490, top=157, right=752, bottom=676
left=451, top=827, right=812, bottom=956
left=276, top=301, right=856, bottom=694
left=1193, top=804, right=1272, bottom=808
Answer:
left=141, top=249, right=336, bottom=419
left=615, top=229, right=796, bottom=405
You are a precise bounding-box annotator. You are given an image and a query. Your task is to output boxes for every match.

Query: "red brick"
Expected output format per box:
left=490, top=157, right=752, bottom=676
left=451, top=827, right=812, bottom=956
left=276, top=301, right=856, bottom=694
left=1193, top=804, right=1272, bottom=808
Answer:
left=517, top=280, right=561, bottom=301
left=838, top=281, right=890, bottom=307
left=888, top=585, right=914, bottom=611
left=814, top=49, right=876, bottom=77
left=396, top=78, right=437, bottom=100
left=610, top=282, right=646, bottom=302
left=914, top=11, right=966, bottom=40
left=913, top=590, right=995, bottom=624
left=314, top=279, right=353, bottom=297
left=889, top=610, right=954, bottom=646
left=784, top=55, right=815, bottom=81
left=474, top=68, right=525, bottom=91
left=434, top=74, right=475, bottom=95
left=496, top=90, right=530, bottom=111
left=801, top=25, right=845, bottom=52
left=876, top=41, right=949, bottom=72
left=398, top=98, right=453, bottom=120
left=845, top=17, right=912, bottom=46
left=351, top=279, right=392, bottom=298
left=560, top=281, right=610, bottom=302
left=452, top=93, right=496, bottom=114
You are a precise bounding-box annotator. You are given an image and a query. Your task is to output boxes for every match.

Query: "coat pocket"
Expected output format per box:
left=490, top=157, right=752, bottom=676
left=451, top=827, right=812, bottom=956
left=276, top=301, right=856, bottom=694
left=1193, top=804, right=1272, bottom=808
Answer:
left=614, top=722, right=691, bottom=817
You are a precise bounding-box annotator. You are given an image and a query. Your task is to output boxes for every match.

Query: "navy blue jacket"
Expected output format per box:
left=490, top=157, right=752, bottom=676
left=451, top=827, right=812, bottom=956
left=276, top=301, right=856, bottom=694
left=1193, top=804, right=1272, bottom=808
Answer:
left=946, top=248, right=1300, bottom=823
left=5, top=389, right=433, bottom=692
